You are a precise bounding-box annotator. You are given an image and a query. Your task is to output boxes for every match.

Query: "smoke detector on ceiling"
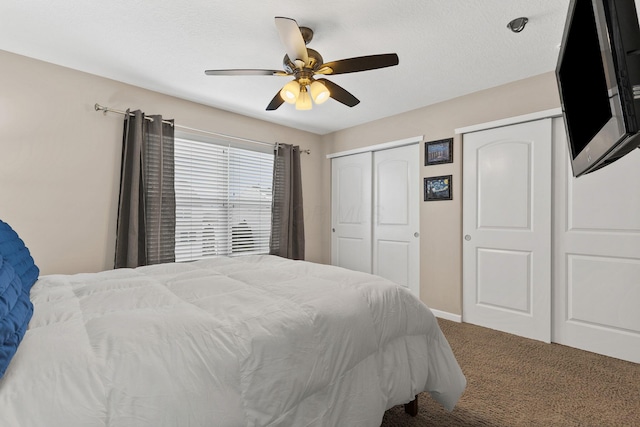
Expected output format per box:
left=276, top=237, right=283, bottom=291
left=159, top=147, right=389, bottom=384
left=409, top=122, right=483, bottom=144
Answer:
left=507, top=17, right=528, bottom=33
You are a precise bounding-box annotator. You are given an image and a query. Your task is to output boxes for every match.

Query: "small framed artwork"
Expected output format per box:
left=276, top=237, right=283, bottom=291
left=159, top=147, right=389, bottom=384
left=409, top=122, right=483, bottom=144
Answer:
left=425, top=138, right=453, bottom=166
left=424, top=175, right=452, bottom=201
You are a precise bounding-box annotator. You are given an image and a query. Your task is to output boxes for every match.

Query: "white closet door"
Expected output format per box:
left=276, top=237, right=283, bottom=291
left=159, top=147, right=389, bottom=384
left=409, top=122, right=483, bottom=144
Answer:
left=553, top=120, right=640, bottom=364
left=331, top=152, right=372, bottom=273
left=463, top=119, right=552, bottom=343
left=373, top=144, right=420, bottom=296
left=331, top=143, right=420, bottom=296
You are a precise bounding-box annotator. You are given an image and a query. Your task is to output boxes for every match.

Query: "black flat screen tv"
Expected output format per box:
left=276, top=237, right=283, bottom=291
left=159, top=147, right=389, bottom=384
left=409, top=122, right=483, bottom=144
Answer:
left=556, top=0, right=640, bottom=177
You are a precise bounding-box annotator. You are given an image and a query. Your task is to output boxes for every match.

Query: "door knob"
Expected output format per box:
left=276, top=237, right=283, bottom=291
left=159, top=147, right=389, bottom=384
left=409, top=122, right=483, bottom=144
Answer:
left=414, top=232, right=419, bottom=238
left=464, top=235, right=471, bottom=241
left=332, top=228, right=336, bottom=232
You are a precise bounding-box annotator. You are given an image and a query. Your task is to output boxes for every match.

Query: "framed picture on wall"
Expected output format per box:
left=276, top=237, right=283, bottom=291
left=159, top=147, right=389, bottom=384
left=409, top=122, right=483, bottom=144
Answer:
left=424, top=175, right=452, bottom=201
left=425, top=138, right=453, bottom=165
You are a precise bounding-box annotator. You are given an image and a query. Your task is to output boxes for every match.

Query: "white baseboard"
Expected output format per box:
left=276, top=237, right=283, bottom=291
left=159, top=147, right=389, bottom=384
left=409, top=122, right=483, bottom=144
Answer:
left=430, top=309, right=462, bottom=323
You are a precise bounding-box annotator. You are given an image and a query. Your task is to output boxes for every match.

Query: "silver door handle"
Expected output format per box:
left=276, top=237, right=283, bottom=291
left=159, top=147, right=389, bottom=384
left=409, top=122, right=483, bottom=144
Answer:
left=464, top=235, right=471, bottom=241
left=414, top=232, right=419, bottom=238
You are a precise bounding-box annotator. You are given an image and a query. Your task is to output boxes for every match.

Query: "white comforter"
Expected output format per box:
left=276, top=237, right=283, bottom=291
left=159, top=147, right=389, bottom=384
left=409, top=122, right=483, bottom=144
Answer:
left=0, top=255, right=465, bottom=427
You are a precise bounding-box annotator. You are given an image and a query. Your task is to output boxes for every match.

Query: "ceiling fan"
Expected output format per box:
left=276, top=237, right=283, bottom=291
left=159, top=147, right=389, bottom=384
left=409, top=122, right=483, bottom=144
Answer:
left=204, top=17, right=399, bottom=111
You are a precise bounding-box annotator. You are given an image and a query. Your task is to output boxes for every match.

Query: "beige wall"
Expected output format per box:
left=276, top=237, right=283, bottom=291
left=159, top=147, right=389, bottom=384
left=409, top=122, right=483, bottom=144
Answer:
left=1, top=48, right=561, bottom=316
left=0, top=50, right=324, bottom=275
left=319, top=72, right=561, bottom=315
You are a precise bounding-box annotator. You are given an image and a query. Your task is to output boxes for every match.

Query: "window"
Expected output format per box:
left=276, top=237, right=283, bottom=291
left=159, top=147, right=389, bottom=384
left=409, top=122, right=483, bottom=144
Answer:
left=174, top=132, right=274, bottom=262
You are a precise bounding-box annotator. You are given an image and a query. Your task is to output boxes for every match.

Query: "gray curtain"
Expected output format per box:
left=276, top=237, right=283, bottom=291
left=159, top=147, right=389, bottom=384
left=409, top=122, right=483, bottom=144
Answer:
left=115, top=110, right=176, bottom=268
left=270, top=143, right=305, bottom=260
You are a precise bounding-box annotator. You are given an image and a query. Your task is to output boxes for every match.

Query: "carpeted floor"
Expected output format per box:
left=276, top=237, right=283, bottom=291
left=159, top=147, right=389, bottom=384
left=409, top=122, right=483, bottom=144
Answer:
left=381, top=319, right=640, bottom=426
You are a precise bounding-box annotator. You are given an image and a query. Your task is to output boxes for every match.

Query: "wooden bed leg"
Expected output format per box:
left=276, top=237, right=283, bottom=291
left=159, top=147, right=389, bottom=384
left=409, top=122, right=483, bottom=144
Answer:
left=404, top=395, right=419, bottom=417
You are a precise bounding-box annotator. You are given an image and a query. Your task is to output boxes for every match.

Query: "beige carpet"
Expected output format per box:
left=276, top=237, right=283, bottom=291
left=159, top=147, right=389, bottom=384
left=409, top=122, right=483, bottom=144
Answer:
left=381, top=319, right=640, bottom=426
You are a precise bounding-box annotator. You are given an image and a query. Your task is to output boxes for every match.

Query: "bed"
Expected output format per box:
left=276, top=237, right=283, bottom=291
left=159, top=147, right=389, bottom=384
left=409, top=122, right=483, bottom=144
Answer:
left=0, top=220, right=466, bottom=426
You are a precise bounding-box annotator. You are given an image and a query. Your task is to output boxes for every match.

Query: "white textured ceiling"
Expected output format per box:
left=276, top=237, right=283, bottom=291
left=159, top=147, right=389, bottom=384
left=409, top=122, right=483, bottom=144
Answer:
left=0, top=0, right=571, bottom=135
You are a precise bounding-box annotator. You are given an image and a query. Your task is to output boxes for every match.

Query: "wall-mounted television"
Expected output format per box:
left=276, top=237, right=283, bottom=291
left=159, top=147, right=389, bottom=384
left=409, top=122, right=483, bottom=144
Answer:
left=556, top=0, right=640, bottom=177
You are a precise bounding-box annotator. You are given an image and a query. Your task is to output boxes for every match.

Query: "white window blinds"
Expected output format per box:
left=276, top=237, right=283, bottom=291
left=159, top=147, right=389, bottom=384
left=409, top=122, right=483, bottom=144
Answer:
left=174, top=133, right=274, bottom=262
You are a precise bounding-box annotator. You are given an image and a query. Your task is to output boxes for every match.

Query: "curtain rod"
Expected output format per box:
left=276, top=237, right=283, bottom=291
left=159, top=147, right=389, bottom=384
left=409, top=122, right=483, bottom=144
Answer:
left=95, top=103, right=310, bottom=154
left=95, top=103, right=312, bottom=153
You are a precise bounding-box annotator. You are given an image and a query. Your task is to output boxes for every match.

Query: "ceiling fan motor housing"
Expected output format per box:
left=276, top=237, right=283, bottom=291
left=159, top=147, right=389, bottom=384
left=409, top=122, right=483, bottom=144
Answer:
left=283, top=48, right=324, bottom=74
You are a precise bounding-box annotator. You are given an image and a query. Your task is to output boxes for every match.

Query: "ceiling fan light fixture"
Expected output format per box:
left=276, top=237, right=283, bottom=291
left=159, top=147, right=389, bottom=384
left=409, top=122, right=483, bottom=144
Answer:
left=295, top=86, right=312, bottom=110
left=280, top=80, right=300, bottom=104
left=310, top=80, right=330, bottom=104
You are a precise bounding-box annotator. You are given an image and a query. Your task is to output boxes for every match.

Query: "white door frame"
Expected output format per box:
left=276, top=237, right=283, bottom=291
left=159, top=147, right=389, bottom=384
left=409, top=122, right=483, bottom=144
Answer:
left=326, top=136, right=423, bottom=161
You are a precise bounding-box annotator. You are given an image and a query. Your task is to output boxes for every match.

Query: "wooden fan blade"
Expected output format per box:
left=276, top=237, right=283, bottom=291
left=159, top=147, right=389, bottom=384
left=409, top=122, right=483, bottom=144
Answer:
left=317, top=78, right=360, bottom=107
left=266, top=91, right=285, bottom=111
left=317, top=53, right=399, bottom=75
left=205, top=69, right=289, bottom=76
left=275, top=17, right=309, bottom=66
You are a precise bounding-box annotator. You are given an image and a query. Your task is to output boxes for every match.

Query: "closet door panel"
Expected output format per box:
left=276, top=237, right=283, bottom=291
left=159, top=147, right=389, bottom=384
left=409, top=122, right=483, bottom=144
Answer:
left=373, top=145, right=420, bottom=296
left=462, top=119, right=552, bottom=343
left=331, top=152, right=372, bottom=273
left=553, top=119, right=640, bottom=364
